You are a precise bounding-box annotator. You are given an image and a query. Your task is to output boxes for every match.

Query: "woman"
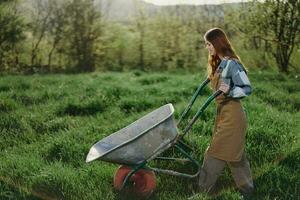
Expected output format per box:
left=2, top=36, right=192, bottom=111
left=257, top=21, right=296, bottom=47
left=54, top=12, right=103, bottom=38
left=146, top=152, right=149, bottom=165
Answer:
left=198, top=28, right=254, bottom=197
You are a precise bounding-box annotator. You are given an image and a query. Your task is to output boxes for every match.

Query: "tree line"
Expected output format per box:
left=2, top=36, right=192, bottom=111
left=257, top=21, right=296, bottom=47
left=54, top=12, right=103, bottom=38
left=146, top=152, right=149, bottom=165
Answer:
left=0, top=0, right=299, bottom=74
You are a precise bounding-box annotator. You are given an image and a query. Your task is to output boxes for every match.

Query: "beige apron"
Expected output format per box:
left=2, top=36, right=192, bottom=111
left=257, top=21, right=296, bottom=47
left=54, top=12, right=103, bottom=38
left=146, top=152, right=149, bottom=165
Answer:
left=206, top=71, right=247, bottom=162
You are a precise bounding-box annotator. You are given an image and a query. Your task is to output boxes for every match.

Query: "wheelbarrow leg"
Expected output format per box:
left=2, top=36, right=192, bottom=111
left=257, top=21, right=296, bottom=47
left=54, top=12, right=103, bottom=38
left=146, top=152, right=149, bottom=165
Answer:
left=177, top=139, right=194, bottom=153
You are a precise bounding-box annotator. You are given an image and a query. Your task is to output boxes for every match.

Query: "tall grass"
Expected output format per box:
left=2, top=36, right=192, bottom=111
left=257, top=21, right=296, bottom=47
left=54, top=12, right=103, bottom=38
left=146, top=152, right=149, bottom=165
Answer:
left=0, top=71, right=299, bottom=199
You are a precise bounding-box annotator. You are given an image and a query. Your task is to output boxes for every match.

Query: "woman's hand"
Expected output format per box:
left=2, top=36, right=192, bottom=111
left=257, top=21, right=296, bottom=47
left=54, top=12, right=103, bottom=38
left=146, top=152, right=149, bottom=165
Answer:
left=219, top=82, right=230, bottom=94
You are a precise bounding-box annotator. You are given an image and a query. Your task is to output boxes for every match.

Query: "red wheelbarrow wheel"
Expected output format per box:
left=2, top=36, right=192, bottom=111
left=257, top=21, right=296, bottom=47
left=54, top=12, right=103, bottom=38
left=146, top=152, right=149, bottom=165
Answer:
left=114, top=165, right=156, bottom=198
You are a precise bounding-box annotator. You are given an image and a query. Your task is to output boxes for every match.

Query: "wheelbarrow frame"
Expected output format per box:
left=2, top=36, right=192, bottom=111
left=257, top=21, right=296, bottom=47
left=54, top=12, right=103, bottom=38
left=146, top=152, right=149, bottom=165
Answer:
left=86, top=77, right=222, bottom=192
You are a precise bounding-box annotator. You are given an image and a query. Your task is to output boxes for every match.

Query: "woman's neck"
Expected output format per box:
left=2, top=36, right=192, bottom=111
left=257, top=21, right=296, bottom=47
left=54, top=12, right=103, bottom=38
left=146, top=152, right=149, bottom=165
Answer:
left=218, top=55, right=230, bottom=60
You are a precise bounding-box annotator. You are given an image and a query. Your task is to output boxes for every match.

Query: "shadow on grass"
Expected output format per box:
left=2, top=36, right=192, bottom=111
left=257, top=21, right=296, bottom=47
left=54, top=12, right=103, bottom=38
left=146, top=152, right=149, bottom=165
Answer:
left=249, top=149, right=300, bottom=200
left=57, top=101, right=106, bottom=116
left=0, top=180, right=39, bottom=200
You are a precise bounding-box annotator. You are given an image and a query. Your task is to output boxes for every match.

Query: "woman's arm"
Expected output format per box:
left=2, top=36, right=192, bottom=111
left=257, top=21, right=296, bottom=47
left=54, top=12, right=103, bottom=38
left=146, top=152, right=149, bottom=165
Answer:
left=228, top=62, right=252, bottom=98
left=221, top=60, right=252, bottom=98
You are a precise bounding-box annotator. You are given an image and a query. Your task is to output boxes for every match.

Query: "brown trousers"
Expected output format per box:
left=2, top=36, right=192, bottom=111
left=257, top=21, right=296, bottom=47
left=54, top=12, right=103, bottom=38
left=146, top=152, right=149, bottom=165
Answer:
left=198, top=152, right=254, bottom=196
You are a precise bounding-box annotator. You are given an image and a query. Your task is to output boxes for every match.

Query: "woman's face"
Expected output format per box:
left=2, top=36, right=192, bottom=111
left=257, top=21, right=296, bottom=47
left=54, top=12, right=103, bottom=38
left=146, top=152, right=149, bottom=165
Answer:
left=205, top=40, right=216, bottom=56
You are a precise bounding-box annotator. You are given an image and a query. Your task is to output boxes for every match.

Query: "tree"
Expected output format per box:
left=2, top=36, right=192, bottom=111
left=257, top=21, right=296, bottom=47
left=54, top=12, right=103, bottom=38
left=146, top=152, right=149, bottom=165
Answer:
left=0, top=0, right=26, bottom=71
left=65, top=0, right=102, bottom=72
left=46, top=0, right=68, bottom=69
left=133, top=0, right=147, bottom=71
left=245, top=0, right=300, bottom=72
left=29, top=0, right=51, bottom=67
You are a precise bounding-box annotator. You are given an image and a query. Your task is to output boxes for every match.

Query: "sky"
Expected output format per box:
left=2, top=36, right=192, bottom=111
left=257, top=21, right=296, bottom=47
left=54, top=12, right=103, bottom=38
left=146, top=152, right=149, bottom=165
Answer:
left=143, top=0, right=249, bottom=5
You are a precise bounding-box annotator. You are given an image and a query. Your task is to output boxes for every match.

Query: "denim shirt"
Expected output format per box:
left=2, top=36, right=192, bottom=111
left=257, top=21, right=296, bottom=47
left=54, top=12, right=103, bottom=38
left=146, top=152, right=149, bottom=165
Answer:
left=217, top=58, right=252, bottom=98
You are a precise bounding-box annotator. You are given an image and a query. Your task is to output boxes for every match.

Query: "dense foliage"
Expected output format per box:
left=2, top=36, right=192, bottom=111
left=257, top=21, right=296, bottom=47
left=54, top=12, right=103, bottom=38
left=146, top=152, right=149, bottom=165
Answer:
left=0, top=0, right=299, bottom=73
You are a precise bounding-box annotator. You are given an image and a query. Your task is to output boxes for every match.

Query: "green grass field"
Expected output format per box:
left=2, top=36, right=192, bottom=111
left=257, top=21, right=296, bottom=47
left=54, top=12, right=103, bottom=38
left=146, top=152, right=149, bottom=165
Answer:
left=0, top=71, right=299, bottom=200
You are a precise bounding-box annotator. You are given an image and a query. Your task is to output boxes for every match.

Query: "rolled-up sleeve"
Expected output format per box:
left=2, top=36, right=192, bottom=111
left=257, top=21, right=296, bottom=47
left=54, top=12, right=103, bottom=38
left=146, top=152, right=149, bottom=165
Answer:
left=221, top=60, right=252, bottom=98
left=228, top=62, right=252, bottom=98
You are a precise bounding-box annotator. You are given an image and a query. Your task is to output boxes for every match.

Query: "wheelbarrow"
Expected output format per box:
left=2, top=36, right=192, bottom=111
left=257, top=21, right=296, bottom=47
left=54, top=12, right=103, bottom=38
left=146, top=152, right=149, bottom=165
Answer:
left=86, top=78, right=222, bottom=198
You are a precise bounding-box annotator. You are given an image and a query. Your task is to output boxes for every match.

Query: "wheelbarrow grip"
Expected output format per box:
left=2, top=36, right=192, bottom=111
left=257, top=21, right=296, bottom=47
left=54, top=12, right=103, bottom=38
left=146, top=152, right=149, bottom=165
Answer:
left=177, top=78, right=210, bottom=126
left=181, top=90, right=222, bottom=137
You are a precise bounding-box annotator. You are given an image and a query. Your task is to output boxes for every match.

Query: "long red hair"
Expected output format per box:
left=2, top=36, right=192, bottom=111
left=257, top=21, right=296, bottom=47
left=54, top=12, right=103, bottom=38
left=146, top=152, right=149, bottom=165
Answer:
left=204, top=28, right=242, bottom=78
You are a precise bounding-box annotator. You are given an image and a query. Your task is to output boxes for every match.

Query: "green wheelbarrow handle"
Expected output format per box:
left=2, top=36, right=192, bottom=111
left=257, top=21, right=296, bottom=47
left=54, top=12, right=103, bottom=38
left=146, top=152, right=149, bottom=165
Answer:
left=181, top=90, right=222, bottom=137
left=177, top=78, right=210, bottom=126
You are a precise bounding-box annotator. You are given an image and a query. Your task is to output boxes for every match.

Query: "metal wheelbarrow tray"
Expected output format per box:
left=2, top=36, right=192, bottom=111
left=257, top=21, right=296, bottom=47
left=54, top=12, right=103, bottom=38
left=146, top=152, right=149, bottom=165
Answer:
left=86, top=103, right=178, bottom=165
